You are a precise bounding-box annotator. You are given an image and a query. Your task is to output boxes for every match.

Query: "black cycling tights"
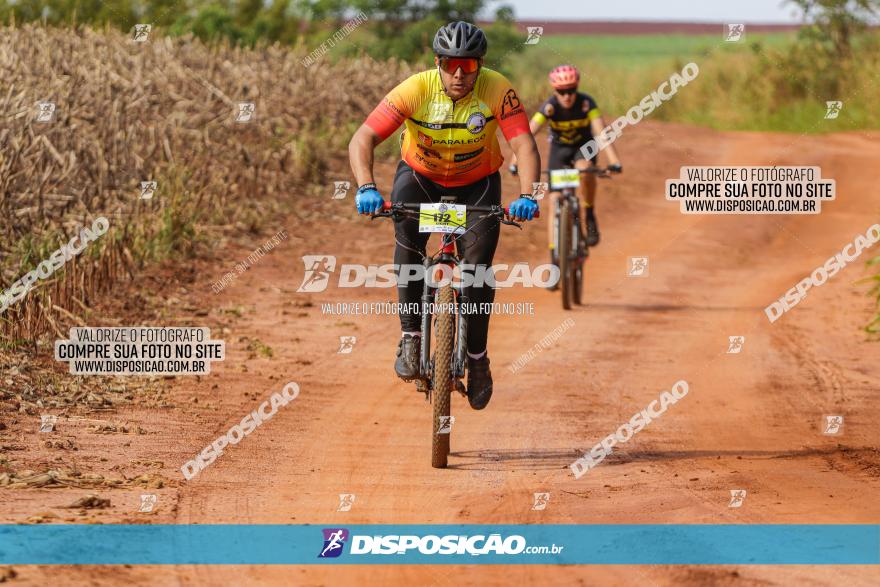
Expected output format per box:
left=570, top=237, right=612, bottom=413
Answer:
left=391, top=161, right=500, bottom=355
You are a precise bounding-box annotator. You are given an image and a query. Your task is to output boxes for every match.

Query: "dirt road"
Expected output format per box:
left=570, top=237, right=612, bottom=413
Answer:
left=3, top=122, right=879, bottom=585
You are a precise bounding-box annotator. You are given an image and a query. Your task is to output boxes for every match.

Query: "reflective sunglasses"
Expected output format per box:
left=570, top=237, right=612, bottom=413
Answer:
left=436, top=56, right=481, bottom=75
left=555, top=87, right=577, bottom=96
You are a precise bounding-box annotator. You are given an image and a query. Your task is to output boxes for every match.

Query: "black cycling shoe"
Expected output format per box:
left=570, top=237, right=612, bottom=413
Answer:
left=586, top=211, right=600, bottom=247
left=466, top=355, right=493, bottom=410
left=394, top=334, right=421, bottom=381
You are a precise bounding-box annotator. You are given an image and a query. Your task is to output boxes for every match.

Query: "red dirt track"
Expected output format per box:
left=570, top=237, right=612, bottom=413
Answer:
left=2, top=122, right=880, bottom=585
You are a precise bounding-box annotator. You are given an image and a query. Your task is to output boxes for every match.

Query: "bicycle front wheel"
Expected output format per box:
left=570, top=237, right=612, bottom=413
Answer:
left=431, top=284, right=454, bottom=468
left=558, top=197, right=573, bottom=310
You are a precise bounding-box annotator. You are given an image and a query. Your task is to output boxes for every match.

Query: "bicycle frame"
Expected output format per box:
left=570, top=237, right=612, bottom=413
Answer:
left=547, top=171, right=587, bottom=266
left=417, top=230, right=469, bottom=383
left=374, top=200, right=535, bottom=389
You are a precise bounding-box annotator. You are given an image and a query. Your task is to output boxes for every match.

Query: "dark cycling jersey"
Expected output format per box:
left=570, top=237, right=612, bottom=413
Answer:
left=531, top=92, right=601, bottom=146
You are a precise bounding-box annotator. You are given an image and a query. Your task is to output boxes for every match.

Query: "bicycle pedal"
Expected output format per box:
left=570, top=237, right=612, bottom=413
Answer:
left=416, top=379, right=431, bottom=402
left=454, top=379, right=466, bottom=397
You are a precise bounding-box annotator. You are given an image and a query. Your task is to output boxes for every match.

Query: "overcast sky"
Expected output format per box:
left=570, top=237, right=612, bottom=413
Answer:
left=488, top=0, right=803, bottom=23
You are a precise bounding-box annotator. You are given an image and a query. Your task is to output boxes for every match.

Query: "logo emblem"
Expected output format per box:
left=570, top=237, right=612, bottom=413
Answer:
left=428, top=101, right=452, bottom=123
left=139, top=494, right=157, bottom=512
left=337, top=494, right=356, bottom=512
left=725, top=24, right=745, bottom=42
left=532, top=492, right=550, bottom=510
left=531, top=182, right=548, bottom=201
left=627, top=256, right=649, bottom=277
left=39, top=414, right=57, bottom=433
left=332, top=181, right=350, bottom=199
left=823, top=415, right=843, bottom=435
left=824, top=101, right=843, bottom=119
left=297, top=255, right=337, bottom=292
left=235, top=102, right=256, bottom=123
left=466, top=112, right=486, bottom=134
left=140, top=181, right=157, bottom=200
left=728, top=489, right=747, bottom=508
left=727, top=336, right=745, bottom=354
left=337, top=336, right=356, bottom=354
left=501, top=90, right=521, bottom=116
left=437, top=415, right=455, bottom=434
left=319, top=528, right=349, bottom=558
left=417, top=131, right=434, bottom=147
left=524, top=27, right=543, bottom=45
left=36, top=102, right=56, bottom=123
left=132, top=24, right=151, bottom=43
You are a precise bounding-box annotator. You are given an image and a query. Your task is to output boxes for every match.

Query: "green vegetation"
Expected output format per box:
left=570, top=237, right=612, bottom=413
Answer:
left=0, top=0, right=523, bottom=65
left=866, top=253, right=880, bottom=336
left=508, top=28, right=880, bottom=133
left=507, top=32, right=796, bottom=123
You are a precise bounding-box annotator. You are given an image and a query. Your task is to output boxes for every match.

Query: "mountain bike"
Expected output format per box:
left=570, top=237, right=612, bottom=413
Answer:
left=372, top=199, right=537, bottom=468
left=548, top=166, right=613, bottom=309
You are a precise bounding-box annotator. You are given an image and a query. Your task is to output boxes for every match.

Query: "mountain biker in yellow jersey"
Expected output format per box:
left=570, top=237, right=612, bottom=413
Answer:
left=512, top=65, right=621, bottom=261
left=348, top=21, right=541, bottom=410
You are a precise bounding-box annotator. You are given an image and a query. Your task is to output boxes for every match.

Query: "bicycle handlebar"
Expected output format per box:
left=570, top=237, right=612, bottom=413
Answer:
left=378, top=201, right=540, bottom=219
left=542, top=167, right=616, bottom=178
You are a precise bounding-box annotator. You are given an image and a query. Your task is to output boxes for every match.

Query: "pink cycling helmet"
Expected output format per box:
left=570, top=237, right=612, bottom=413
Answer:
left=549, top=64, right=580, bottom=90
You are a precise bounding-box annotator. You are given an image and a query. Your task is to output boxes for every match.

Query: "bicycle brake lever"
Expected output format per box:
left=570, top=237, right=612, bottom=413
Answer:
left=500, top=217, right=523, bottom=229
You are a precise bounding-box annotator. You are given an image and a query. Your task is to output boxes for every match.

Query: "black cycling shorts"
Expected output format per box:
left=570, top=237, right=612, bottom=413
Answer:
left=548, top=141, right=598, bottom=170
left=390, top=160, right=500, bottom=354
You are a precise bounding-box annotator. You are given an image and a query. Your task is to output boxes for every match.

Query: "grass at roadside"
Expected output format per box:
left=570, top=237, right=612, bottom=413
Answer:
left=504, top=31, right=880, bottom=133
left=0, top=23, right=412, bottom=345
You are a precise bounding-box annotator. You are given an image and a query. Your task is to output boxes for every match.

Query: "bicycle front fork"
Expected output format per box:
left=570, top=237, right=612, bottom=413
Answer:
left=417, top=256, right=469, bottom=383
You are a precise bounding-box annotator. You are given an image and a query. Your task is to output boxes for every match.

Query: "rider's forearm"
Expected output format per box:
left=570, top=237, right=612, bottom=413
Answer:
left=348, top=125, right=380, bottom=187
left=511, top=120, right=543, bottom=167
left=604, top=144, right=621, bottom=166
left=528, top=119, right=543, bottom=135
left=590, top=117, right=621, bottom=166
left=509, top=134, right=540, bottom=195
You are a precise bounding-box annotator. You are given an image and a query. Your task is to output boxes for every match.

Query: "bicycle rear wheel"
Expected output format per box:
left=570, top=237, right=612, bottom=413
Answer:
left=558, top=197, right=573, bottom=310
left=431, top=284, right=454, bottom=468
left=572, top=217, right=585, bottom=305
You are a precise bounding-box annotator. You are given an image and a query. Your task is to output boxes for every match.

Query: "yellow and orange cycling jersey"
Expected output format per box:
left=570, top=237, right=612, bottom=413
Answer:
left=365, top=67, right=530, bottom=187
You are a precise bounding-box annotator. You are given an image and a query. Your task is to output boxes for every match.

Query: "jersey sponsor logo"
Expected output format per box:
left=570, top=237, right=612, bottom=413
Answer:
left=544, top=103, right=555, bottom=117
left=501, top=89, right=522, bottom=115
left=413, top=151, right=441, bottom=169
left=454, top=147, right=484, bottom=162
left=549, top=118, right=590, bottom=130
left=427, top=100, right=452, bottom=122
left=417, top=131, right=434, bottom=147
left=452, top=159, right=482, bottom=174
left=418, top=145, right=442, bottom=159
left=382, top=98, right=405, bottom=122
left=415, top=120, right=444, bottom=130
left=466, top=112, right=486, bottom=134
left=431, top=134, right=485, bottom=145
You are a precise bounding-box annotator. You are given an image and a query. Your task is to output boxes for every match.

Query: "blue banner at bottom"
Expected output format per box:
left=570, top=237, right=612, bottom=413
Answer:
left=1, top=524, right=878, bottom=565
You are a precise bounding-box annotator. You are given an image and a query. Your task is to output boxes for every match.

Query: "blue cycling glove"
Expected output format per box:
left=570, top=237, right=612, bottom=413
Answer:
left=508, top=196, right=539, bottom=221
left=355, top=183, right=384, bottom=215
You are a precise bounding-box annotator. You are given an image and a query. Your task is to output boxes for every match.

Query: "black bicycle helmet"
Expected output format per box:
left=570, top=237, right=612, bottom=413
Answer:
left=432, top=21, right=487, bottom=58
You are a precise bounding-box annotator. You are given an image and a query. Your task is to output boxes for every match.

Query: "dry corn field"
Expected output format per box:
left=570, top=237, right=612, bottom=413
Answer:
left=0, top=23, right=411, bottom=343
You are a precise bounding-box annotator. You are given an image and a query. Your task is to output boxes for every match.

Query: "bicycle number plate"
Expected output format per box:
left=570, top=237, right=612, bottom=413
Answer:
left=550, top=169, right=580, bottom=190
left=418, top=203, right=466, bottom=234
